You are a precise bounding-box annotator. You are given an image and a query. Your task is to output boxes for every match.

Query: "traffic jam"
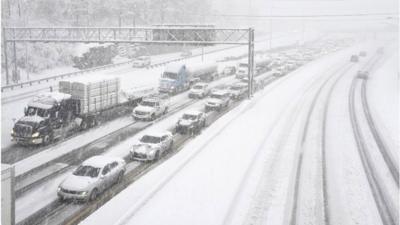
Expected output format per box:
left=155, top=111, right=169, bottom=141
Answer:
left=3, top=36, right=360, bottom=225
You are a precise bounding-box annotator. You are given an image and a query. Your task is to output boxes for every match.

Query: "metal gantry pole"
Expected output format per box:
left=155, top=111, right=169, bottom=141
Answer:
left=247, top=27, right=254, bottom=99
left=3, top=27, right=10, bottom=85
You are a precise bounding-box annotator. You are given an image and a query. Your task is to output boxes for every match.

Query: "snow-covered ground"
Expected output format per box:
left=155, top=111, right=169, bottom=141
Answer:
left=79, top=39, right=397, bottom=225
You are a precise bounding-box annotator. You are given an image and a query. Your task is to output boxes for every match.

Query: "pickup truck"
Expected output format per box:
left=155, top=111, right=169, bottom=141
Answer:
left=188, top=82, right=210, bottom=99
left=175, top=110, right=206, bottom=135
left=130, top=131, right=174, bottom=161
left=132, top=95, right=169, bottom=121
left=205, top=90, right=231, bottom=112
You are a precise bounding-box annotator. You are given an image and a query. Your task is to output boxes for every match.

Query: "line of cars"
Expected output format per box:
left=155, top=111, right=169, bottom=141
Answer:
left=56, top=38, right=354, bottom=203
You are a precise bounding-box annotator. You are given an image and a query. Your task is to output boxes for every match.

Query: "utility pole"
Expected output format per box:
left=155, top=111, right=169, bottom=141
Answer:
left=3, top=28, right=9, bottom=85
left=247, top=28, right=254, bottom=99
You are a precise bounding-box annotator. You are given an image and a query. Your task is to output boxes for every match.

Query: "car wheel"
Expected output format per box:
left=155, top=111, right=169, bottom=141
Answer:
left=154, top=151, right=160, bottom=161
left=168, top=141, right=174, bottom=151
left=151, top=114, right=156, bottom=121
left=163, top=107, right=168, bottom=115
left=117, top=171, right=124, bottom=183
left=80, top=121, right=88, bottom=130
left=89, top=188, right=98, bottom=201
left=43, top=135, right=50, bottom=145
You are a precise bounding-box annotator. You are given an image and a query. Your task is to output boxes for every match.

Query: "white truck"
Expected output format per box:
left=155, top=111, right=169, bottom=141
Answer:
left=132, top=94, right=170, bottom=121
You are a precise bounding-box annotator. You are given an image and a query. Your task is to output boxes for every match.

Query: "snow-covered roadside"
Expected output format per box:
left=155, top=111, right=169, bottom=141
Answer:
left=366, top=50, right=399, bottom=162
left=325, top=58, right=386, bottom=225
left=79, top=41, right=370, bottom=225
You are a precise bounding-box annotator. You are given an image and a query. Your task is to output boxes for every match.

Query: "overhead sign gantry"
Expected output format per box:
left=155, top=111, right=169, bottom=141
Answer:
left=2, top=26, right=255, bottom=97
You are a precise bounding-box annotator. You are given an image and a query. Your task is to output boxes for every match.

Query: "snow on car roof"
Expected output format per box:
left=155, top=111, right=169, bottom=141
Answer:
left=143, top=131, right=171, bottom=138
left=183, top=110, right=202, bottom=116
left=193, top=82, right=207, bottom=87
left=211, top=89, right=229, bottom=95
left=82, top=155, right=122, bottom=168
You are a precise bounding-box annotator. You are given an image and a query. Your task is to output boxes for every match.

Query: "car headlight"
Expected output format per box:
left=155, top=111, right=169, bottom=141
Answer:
left=57, top=187, right=62, bottom=192
left=170, top=86, right=175, bottom=89
left=11, top=129, right=14, bottom=135
left=32, top=132, right=40, bottom=138
left=80, top=191, right=88, bottom=196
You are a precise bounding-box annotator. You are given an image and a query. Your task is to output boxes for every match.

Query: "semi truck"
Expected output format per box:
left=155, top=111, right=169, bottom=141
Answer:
left=11, top=76, right=154, bottom=146
left=158, top=62, right=218, bottom=94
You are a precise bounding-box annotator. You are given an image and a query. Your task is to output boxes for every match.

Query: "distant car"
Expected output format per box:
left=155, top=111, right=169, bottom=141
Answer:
left=130, top=132, right=174, bottom=161
left=189, top=82, right=210, bottom=98
left=228, top=82, right=248, bottom=100
left=175, top=110, right=206, bottom=135
left=205, top=90, right=231, bottom=112
left=350, top=55, right=359, bottom=62
left=57, top=156, right=126, bottom=202
left=359, top=51, right=367, bottom=57
left=222, top=66, right=236, bottom=76
left=357, top=70, right=369, bottom=79
left=377, top=47, right=384, bottom=54
left=132, top=56, right=151, bottom=67
left=180, top=51, right=192, bottom=57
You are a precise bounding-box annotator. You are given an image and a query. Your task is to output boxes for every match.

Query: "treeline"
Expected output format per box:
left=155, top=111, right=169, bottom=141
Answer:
left=1, top=0, right=212, bottom=81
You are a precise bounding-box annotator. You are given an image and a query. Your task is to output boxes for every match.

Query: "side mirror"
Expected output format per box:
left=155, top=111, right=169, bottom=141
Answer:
left=100, top=175, right=105, bottom=179
left=24, top=107, right=28, bottom=116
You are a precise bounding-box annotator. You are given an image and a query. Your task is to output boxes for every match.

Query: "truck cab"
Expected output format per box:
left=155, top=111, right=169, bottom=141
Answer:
left=159, top=64, right=190, bottom=94
left=11, top=92, right=78, bottom=145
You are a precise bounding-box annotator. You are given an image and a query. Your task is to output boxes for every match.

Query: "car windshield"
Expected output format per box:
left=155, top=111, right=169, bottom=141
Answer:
left=73, top=166, right=100, bottom=178
left=210, top=94, right=223, bottom=99
left=230, top=86, right=242, bottom=91
left=163, top=72, right=178, bottom=80
left=193, top=85, right=204, bottom=90
left=182, top=114, right=197, bottom=120
left=140, top=101, right=156, bottom=107
left=26, top=107, right=49, bottom=117
left=140, top=135, right=161, bottom=144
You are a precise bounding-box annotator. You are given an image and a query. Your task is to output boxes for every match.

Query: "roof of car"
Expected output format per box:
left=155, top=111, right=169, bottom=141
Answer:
left=211, top=89, right=229, bottom=95
left=193, top=82, right=207, bottom=86
left=142, top=131, right=171, bottom=138
left=183, top=110, right=202, bottom=116
left=82, top=155, right=123, bottom=168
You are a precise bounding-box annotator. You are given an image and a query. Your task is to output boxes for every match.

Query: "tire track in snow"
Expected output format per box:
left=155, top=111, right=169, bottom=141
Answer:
left=289, top=63, right=353, bottom=225
left=348, top=52, right=398, bottom=225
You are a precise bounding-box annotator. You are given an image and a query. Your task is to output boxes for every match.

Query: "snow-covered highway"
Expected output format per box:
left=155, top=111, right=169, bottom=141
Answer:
left=74, top=39, right=398, bottom=225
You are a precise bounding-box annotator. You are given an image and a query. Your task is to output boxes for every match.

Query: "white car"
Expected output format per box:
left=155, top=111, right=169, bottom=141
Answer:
left=132, top=56, right=151, bottom=68
left=205, top=90, right=231, bottom=111
left=188, top=82, right=210, bottom=98
left=175, top=110, right=206, bottom=134
left=130, top=131, right=174, bottom=161
left=132, top=96, right=169, bottom=121
left=229, top=82, right=248, bottom=100
left=57, top=156, right=126, bottom=202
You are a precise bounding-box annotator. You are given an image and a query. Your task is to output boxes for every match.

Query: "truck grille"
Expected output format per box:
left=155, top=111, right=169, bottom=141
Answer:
left=14, top=124, right=32, bottom=137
